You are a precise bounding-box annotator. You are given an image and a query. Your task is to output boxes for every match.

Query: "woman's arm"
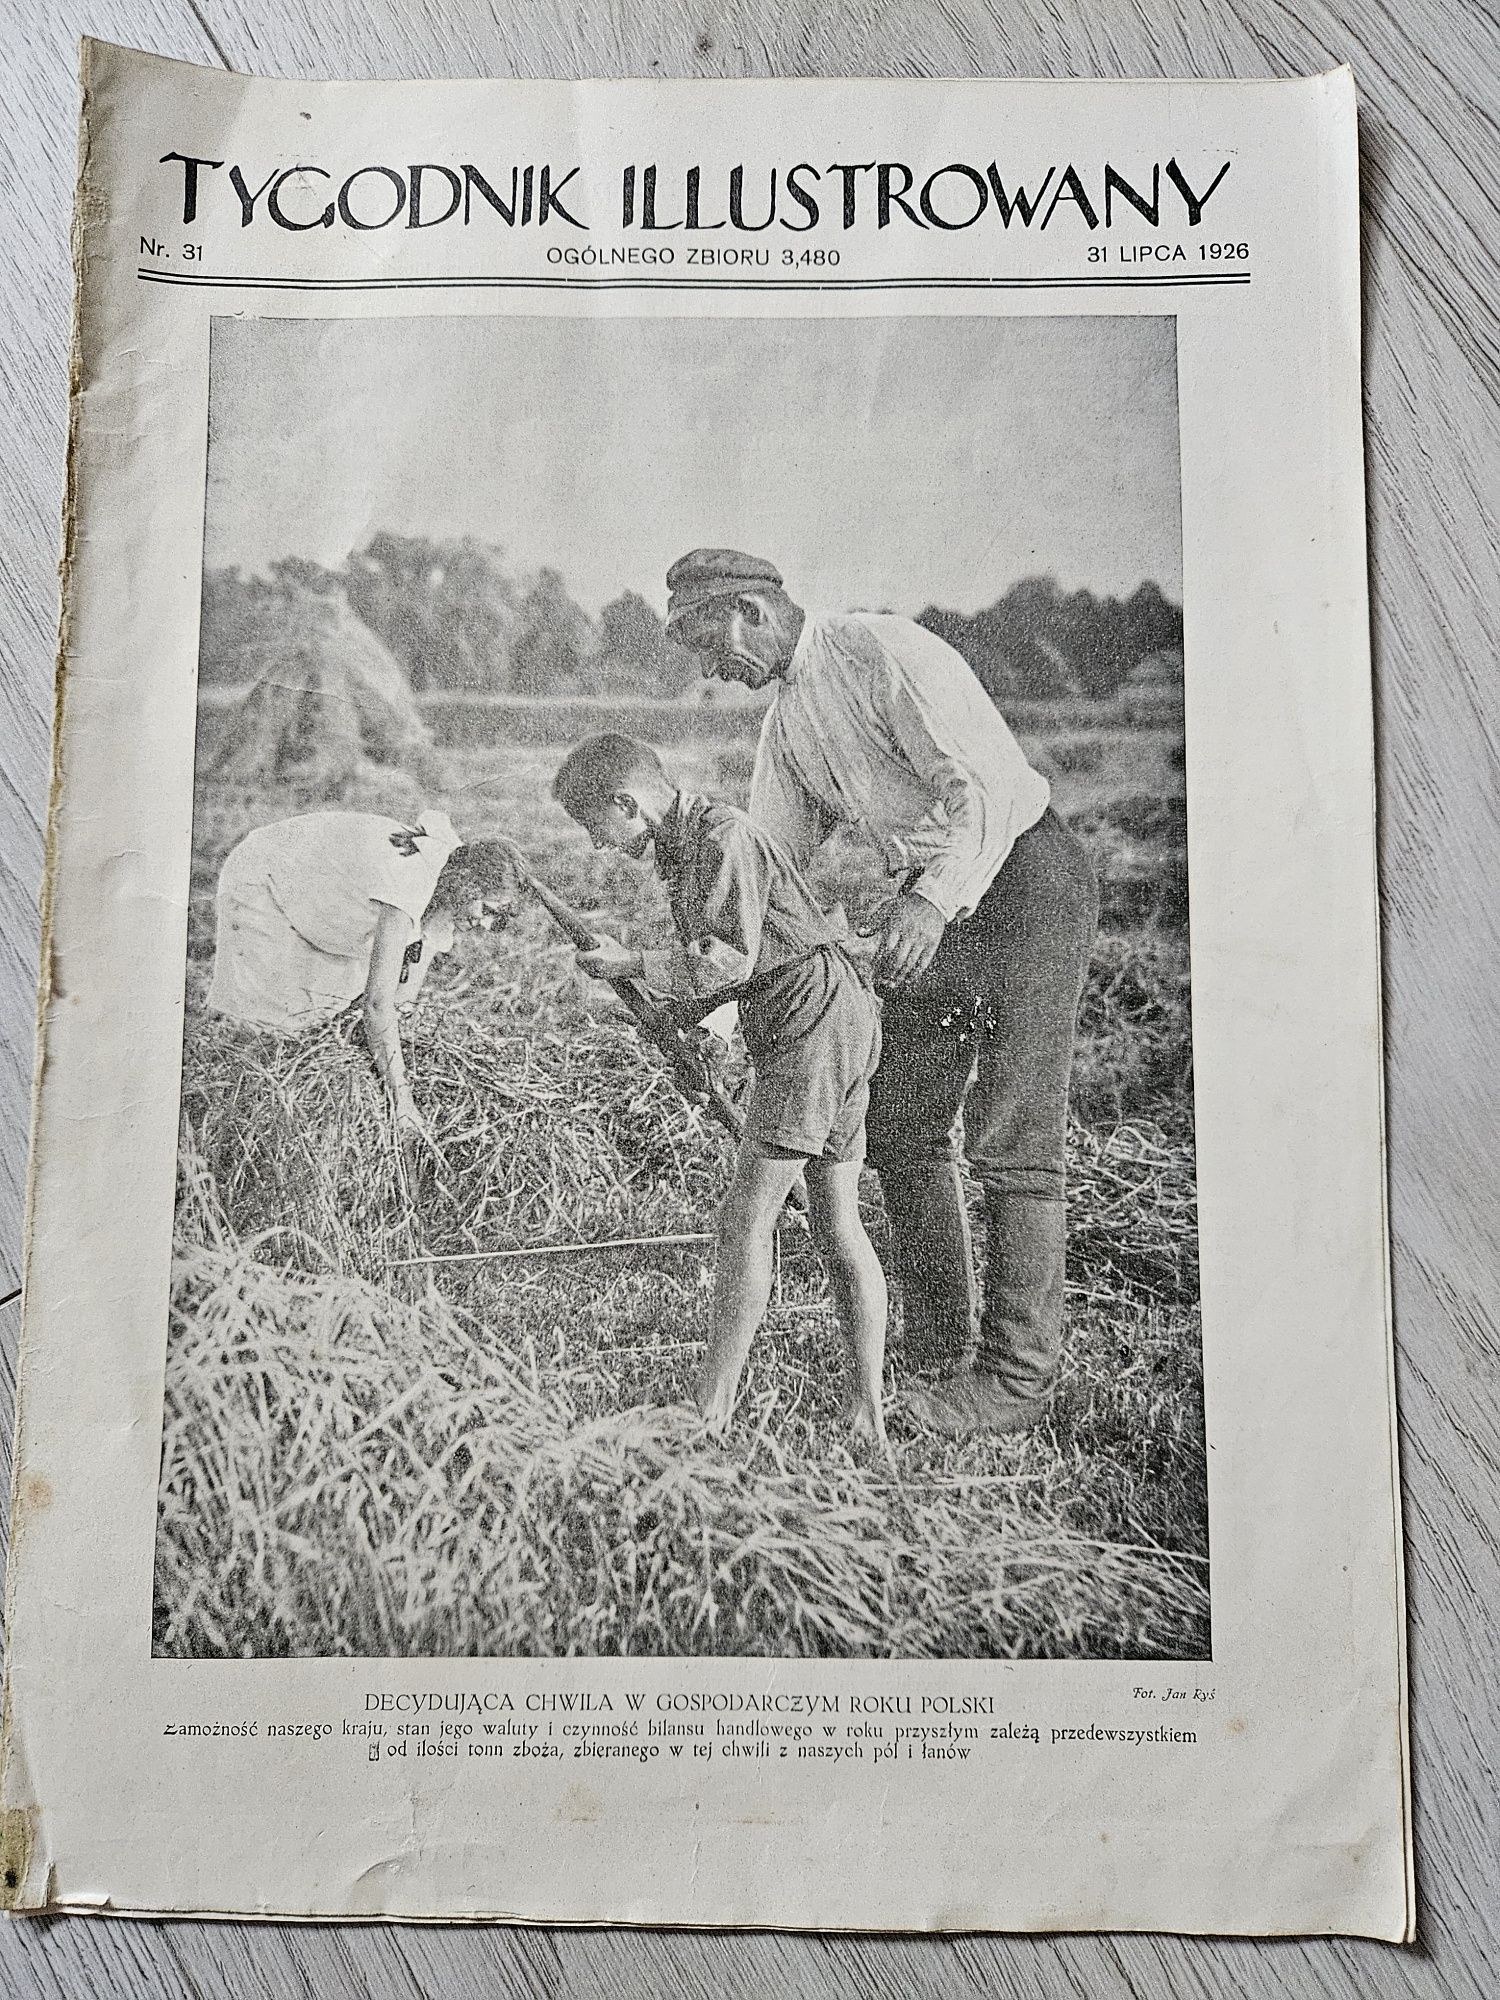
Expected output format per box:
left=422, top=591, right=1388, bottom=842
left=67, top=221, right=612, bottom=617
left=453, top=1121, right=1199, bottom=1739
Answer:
left=362, top=902, right=422, bottom=1120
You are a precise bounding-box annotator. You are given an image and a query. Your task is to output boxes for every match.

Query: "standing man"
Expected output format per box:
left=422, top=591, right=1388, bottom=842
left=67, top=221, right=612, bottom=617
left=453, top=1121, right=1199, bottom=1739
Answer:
left=664, top=549, right=1098, bottom=1437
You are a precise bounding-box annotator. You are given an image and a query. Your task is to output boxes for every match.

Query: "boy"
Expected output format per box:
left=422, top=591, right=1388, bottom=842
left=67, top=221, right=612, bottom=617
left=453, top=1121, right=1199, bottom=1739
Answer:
left=552, top=733, right=888, bottom=1449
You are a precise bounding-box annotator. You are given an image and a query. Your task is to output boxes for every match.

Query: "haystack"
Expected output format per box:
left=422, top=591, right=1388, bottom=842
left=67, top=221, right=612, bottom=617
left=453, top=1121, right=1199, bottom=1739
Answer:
left=207, top=583, right=446, bottom=794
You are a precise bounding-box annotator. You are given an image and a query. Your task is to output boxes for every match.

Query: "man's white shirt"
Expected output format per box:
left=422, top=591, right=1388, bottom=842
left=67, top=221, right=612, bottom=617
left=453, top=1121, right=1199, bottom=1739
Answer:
left=748, top=611, right=1050, bottom=921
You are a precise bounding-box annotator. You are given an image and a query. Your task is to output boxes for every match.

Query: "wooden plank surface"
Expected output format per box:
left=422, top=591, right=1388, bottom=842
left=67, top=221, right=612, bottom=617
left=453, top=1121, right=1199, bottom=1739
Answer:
left=2, top=2, right=1496, bottom=1994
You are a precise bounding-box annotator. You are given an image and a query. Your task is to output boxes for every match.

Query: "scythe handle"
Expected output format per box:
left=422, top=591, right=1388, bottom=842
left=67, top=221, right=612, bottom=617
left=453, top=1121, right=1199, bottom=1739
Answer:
left=517, top=865, right=807, bottom=1218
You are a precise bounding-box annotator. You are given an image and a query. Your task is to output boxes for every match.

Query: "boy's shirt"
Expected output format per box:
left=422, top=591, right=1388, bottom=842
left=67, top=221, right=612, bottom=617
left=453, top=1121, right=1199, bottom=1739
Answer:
left=639, top=793, right=845, bottom=1011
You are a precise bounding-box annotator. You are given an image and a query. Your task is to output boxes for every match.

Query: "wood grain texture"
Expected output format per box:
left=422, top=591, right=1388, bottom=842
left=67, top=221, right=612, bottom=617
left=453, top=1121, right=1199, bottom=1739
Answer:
left=2, top=1, right=1496, bottom=1994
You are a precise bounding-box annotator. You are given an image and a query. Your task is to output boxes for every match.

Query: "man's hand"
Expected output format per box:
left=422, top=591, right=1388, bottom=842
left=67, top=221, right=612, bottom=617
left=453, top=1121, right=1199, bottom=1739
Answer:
left=873, top=890, right=947, bottom=991
left=576, top=937, right=641, bottom=982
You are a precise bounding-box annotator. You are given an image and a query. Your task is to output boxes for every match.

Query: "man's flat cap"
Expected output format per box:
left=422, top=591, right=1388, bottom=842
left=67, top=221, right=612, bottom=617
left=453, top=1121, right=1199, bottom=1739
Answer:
left=665, top=548, right=783, bottom=631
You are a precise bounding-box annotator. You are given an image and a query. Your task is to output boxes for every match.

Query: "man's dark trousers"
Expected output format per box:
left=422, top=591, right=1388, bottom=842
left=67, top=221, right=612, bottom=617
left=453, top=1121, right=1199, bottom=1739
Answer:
left=865, top=808, right=1099, bottom=1396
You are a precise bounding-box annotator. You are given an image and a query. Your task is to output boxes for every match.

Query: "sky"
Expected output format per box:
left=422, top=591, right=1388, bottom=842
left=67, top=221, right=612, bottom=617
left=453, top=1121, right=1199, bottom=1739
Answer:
left=205, top=311, right=1181, bottom=616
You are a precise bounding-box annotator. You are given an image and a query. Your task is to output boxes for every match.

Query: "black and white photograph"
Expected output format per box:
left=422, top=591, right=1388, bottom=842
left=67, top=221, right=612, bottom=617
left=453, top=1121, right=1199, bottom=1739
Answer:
left=155, top=309, right=1206, bottom=1661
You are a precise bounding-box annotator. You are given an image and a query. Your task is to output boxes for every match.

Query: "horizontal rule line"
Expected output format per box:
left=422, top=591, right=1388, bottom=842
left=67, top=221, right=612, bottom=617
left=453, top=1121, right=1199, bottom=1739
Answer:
left=135, top=267, right=1251, bottom=294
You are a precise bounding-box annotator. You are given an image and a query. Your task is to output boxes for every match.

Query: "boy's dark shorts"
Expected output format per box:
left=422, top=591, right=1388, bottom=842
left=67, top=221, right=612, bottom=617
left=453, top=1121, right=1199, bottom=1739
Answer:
left=738, top=948, right=881, bottom=1164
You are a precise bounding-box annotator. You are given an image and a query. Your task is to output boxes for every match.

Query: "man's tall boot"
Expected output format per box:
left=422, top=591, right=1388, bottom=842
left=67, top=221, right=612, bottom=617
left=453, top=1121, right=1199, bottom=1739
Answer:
left=904, top=1191, right=1065, bottom=1435
left=874, top=1161, right=975, bottom=1372
left=975, top=1190, right=1066, bottom=1399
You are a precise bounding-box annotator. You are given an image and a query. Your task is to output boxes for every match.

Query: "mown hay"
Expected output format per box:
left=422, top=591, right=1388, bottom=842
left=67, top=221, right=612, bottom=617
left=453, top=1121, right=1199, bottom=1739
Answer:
left=154, top=1226, right=1209, bottom=1660
left=1072, top=931, right=1195, bottom=1133
left=181, top=986, right=1197, bottom=1311
left=1067, top=1122, right=1198, bottom=1305
left=165, top=916, right=1206, bottom=1661
left=181, top=1000, right=735, bottom=1277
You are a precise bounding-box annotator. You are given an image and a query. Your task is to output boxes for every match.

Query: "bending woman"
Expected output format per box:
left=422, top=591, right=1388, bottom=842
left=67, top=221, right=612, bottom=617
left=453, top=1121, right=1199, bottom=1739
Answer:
left=207, top=808, right=517, bottom=1158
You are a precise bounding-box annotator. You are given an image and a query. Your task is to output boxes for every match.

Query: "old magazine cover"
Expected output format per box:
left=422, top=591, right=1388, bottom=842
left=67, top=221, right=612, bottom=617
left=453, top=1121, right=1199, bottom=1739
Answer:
left=1, top=41, right=1409, bottom=1933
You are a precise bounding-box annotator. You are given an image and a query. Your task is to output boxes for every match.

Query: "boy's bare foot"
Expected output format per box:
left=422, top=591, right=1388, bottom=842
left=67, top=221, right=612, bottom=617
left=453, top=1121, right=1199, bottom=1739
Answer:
left=695, top=1382, right=735, bottom=1435
left=903, top=1366, right=1048, bottom=1437
left=844, top=1394, right=892, bottom=1460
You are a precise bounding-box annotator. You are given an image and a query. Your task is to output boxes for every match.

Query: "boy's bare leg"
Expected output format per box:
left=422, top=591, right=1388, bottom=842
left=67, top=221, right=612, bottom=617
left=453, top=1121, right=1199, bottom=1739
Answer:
left=698, top=1142, right=807, bottom=1431
left=806, top=1159, right=890, bottom=1452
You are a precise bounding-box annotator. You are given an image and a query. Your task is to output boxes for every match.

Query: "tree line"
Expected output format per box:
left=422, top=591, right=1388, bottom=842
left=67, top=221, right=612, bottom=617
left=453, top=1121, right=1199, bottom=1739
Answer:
left=198, top=534, right=1183, bottom=704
